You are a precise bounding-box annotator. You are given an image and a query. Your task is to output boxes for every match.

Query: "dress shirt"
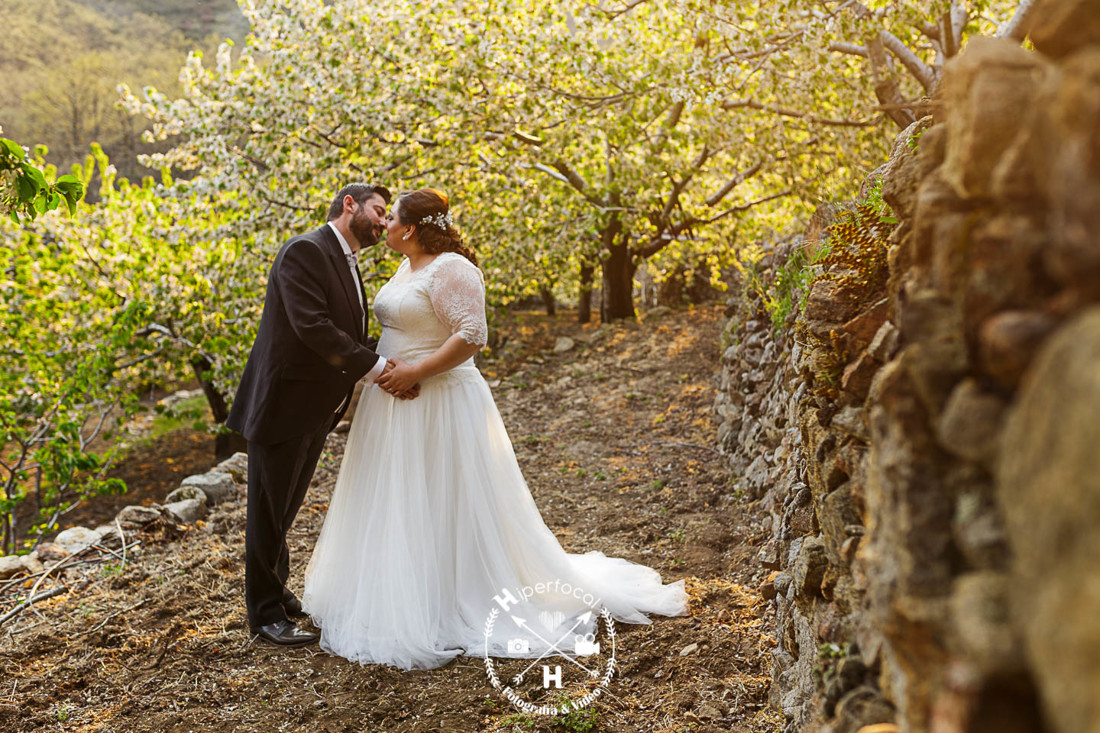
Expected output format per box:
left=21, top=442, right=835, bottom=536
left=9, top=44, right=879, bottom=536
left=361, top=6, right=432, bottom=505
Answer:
left=328, top=222, right=387, bottom=382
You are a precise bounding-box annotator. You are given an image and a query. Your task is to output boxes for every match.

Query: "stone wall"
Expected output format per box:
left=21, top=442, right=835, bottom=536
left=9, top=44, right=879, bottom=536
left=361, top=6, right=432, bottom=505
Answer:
left=715, top=8, right=1100, bottom=732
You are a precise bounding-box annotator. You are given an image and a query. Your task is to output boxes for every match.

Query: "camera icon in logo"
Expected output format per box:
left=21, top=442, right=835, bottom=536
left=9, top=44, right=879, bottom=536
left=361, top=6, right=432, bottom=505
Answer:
left=574, top=633, right=600, bottom=656
left=507, top=638, right=531, bottom=654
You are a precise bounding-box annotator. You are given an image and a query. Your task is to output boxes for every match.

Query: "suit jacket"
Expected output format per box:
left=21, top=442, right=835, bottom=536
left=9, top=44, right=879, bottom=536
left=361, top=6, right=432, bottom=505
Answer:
left=226, top=225, right=380, bottom=445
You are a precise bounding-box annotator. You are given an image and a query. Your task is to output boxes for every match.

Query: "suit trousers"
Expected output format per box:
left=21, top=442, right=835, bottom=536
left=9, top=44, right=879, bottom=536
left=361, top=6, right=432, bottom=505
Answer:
left=245, top=419, right=331, bottom=627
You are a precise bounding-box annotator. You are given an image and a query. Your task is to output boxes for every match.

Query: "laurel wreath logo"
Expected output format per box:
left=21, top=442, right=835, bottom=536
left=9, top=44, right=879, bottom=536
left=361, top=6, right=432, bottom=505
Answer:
left=483, top=601, right=617, bottom=716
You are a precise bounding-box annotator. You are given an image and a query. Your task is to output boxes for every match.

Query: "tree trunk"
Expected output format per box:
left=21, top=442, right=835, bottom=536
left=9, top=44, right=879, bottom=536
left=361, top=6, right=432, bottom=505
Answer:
left=601, top=242, right=637, bottom=322
left=578, top=263, right=595, bottom=324
left=191, top=355, right=246, bottom=459
left=540, top=287, right=557, bottom=317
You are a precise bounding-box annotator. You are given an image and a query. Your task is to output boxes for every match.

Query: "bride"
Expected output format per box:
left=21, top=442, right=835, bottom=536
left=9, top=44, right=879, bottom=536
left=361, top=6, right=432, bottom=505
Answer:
left=302, top=188, right=687, bottom=670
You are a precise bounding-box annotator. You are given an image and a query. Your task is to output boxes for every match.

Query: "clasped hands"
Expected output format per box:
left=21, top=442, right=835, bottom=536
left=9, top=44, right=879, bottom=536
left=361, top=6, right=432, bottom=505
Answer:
left=375, top=358, right=421, bottom=400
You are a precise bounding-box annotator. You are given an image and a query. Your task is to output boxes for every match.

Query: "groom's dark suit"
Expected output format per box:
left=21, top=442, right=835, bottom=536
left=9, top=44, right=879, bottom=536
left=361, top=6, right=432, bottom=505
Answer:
left=227, top=224, right=380, bottom=628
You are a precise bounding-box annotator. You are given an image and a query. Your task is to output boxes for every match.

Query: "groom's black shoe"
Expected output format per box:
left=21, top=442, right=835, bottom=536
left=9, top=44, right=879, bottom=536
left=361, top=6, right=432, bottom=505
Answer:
left=283, top=596, right=307, bottom=620
left=250, top=620, right=319, bottom=648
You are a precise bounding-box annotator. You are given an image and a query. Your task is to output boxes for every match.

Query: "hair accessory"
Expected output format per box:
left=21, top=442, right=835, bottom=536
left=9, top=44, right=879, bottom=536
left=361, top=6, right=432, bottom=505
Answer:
left=419, top=211, right=453, bottom=229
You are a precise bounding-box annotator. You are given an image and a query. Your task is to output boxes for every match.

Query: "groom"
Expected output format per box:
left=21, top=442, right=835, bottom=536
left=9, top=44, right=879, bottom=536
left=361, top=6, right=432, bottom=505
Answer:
left=227, top=183, right=399, bottom=647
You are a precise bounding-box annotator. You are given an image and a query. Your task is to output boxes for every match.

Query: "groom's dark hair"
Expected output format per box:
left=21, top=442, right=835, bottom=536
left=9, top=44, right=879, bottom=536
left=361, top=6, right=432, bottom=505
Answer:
left=327, top=183, right=392, bottom=220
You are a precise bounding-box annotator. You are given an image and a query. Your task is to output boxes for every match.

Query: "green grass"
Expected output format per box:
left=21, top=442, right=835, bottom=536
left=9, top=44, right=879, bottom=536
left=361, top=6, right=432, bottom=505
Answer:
left=126, top=395, right=211, bottom=451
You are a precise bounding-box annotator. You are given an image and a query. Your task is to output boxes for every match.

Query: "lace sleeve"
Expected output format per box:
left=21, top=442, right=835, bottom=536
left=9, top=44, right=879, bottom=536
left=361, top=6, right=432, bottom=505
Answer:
left=427, top=255, right=488, bottom=347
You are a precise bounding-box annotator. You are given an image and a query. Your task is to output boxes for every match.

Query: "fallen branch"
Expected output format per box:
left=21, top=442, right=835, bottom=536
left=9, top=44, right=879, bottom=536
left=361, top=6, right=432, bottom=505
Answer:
left=0, top=587, right=67, bottom=627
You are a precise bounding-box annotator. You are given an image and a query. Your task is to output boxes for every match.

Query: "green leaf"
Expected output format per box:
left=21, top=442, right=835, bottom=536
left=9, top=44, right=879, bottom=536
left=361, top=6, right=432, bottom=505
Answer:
left=16, top=175, right=37, bottom=202
left=0, top=138, right=26, bottom=159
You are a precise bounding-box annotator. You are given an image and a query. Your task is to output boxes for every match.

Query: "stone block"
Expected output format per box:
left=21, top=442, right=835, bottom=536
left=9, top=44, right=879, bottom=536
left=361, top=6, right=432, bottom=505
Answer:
left=935, top=379, right=1007, bottom=467
left=805, top=278, right=868, bottom=327
left=833, top=687, right=895, bottom=732
left=962, top=217, right=1049, bottom=336
left=35, top=542, right=69, bottom=563
left=978, top=310, right=1058, bottom=389
left=164, top=498, right=208, bottom=524
left=165, top=484, right=208, bottom=505
left=117, top=505, right=162, bottom=527
left=842, top=299, right=890, bottom=353
left=0, top=555, right=25, bottom=579
left=553, top=336, right=575, bottom=353
left=54, top=526, right=100, bottom=554
left=793, top=536, right=829, bottom=598
left=997, top=306, right=1100, bottom=733
left=1045, top=49, right=1100, bottom=297
left=881, top=117, right=934, bottom=220
left=181, top=471, right=237, bottom=504
left=841, top=351, right=879, bottom=401
left=1030, top=0, right=1100, bottom=60
left=941, top=37, right=1048, bottom=199
left=953, top=489, right=1008, bottom=571
left=819, top=485, right=863, bottom=567
left=949, top=571, right=1022, bottom=674
left=832, top=407, right=869, bottom=443
left=214, top=452, right=249, bottom=482
left=867, top=321, right=899, bottom=363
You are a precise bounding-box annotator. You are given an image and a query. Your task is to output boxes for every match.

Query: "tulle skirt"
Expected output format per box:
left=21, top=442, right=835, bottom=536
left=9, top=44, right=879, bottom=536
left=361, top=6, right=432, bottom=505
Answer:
left=302, top=367, right=688, bottom=670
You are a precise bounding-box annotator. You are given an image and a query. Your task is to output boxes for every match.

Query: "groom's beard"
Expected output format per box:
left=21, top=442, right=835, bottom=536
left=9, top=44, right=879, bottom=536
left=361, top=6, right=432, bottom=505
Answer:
left=349, top=213, right=382, bottom=246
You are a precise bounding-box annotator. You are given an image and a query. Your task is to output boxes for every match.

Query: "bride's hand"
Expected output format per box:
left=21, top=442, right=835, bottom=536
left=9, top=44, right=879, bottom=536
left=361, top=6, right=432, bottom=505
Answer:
left=396, top=384, right=420, bottom=401
left=375, top=359, right=421, bottom=395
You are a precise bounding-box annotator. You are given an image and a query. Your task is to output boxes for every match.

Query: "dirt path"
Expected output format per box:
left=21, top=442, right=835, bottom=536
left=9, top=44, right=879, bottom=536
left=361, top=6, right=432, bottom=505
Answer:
left=1, top=305, right=781, bottom=733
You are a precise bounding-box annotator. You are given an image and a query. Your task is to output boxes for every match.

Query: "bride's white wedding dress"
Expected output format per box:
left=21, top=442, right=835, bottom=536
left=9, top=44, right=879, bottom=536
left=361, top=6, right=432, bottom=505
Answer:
left=303, top=252, right=687, bottom=670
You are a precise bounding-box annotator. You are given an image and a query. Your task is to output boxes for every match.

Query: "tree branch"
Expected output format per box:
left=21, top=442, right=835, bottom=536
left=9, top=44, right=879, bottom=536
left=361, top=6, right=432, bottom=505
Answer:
left=115, top=348, right=166, bottom=371
left=79, top=402, right=117, bottom=452
left=867, top=35, right=917, bottom=129
left=654, top=101, right=685, bottom=145
left=600, top=0, right=651, bottom=20
left=828, top=41, right=869, bottom=58
left=950, top=1, right=969, bottom=43
left=879, top=30, right=936, bottom=92
left=512, top=130, right=543, bottom=146
left=658, top=178, right=688, bottom=230
left=702, top=190, right=793, bottom=225
left=656, top=145, right=711, bottom=227
left=532, top=164, right=570, bottom=184
left=533, top=160, right=604, bottom=209
left=311, top=128, right=364, bottom=173
left=705, top=160, right=763, bottom=207
left=720, top=98, right=878, bottom=127
left=551, top=160, right=590, bottom=196
left=917, top=20, right=941, bottom=42
left=402, top=166, right=443, bottom=181
left=133, top=324, right=216, bottom=368
left=257, top=192, right=314, bottom=213
left=996, top=0, right=1038, bottom=41
left=939, top=11, right=959, bottom=58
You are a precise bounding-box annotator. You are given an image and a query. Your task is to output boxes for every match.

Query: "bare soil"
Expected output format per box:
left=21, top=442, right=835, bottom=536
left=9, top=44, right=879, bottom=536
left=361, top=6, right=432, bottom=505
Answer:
left=0, top=305, right=781, bottom=733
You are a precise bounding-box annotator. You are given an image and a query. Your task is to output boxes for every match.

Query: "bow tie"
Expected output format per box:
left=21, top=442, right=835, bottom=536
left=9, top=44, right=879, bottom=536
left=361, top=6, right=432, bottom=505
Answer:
left=345, top=251, right=359, bottom=269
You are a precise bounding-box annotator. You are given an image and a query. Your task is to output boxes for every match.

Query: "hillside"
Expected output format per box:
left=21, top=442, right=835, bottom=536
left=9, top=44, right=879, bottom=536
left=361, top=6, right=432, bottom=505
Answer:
left=0, top=305, right=782, bottom=732
left=0, top=0, right=247, bottom=181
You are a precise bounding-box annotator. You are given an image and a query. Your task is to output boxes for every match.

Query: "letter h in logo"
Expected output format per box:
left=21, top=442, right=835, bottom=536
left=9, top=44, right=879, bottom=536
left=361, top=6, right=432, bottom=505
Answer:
left=493, top=587, right=520, bottom=612
left=542, top=665, right=562, bottom=689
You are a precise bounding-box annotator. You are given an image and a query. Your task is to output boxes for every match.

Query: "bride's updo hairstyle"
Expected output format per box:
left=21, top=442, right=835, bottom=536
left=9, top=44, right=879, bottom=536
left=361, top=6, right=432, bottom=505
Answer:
left=396, top=188, right=478, bottom=266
